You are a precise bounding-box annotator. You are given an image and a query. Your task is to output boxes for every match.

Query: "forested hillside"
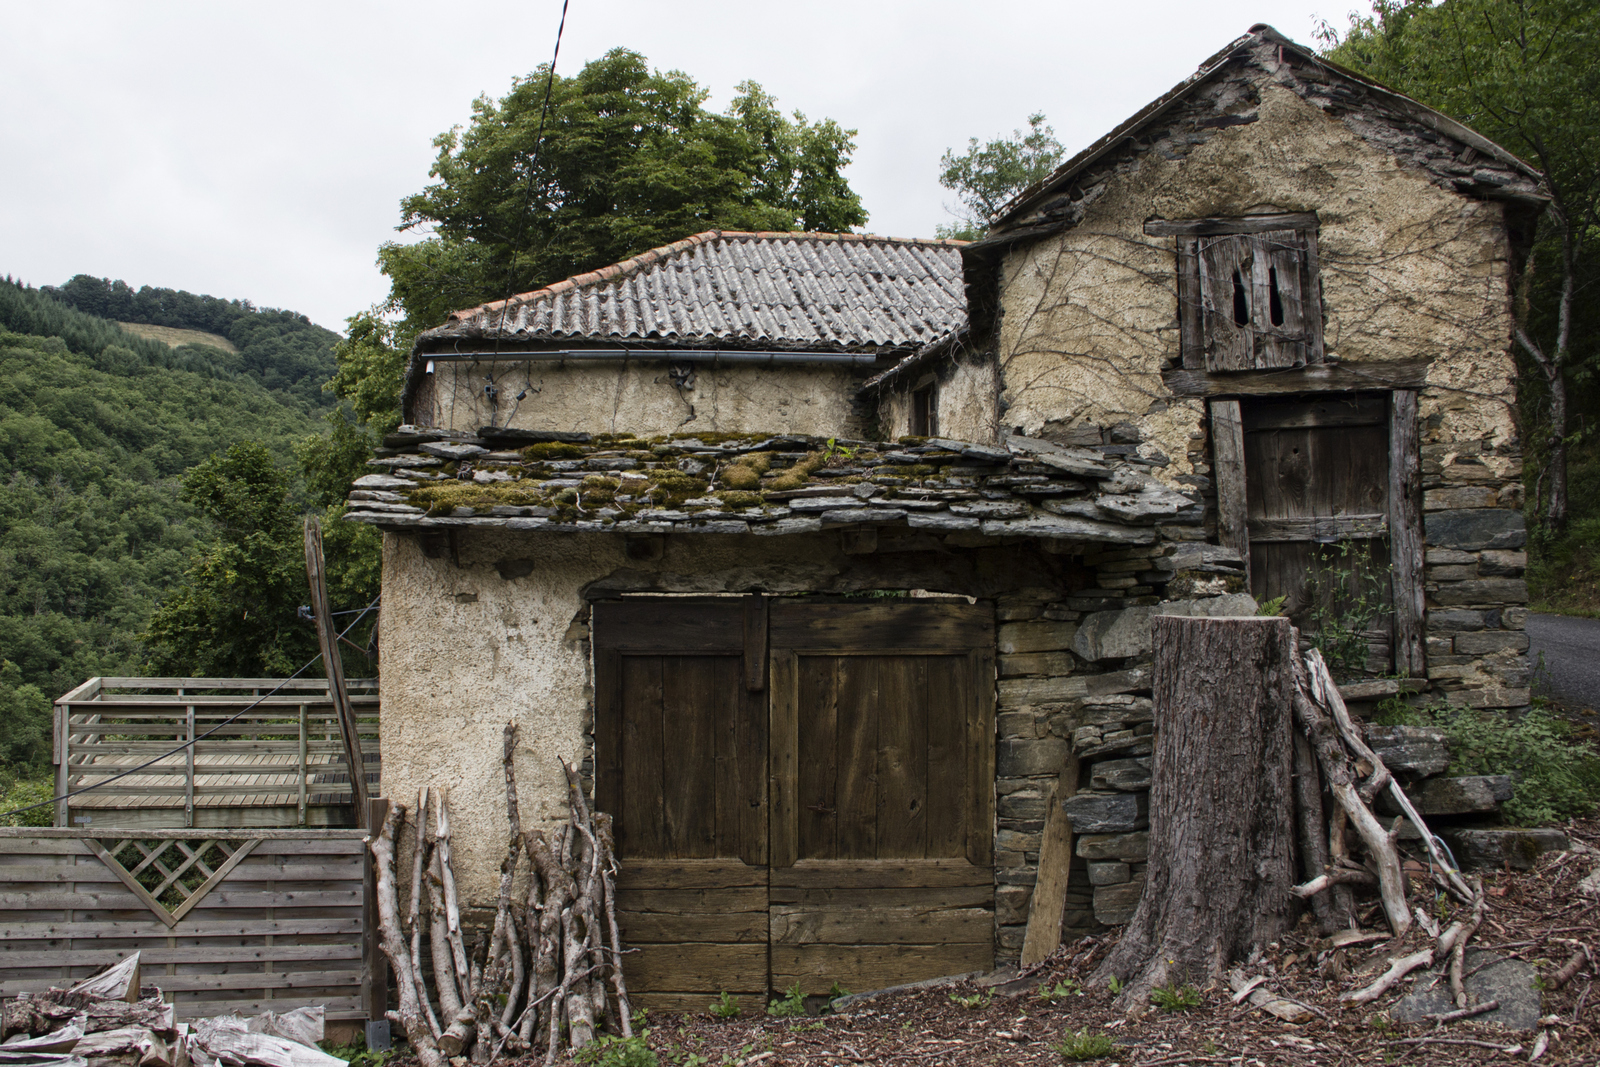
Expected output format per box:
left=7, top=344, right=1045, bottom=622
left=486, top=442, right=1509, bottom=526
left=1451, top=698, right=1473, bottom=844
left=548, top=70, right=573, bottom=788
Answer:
left=0, top=279, right=368, bottom=779
left=44, top=275, right=340, bottom=408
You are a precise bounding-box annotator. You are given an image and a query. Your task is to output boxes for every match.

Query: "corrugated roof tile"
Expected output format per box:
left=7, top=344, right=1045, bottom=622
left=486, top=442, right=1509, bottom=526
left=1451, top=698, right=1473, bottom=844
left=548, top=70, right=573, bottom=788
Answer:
left=421, top=230, right=967, bottom=352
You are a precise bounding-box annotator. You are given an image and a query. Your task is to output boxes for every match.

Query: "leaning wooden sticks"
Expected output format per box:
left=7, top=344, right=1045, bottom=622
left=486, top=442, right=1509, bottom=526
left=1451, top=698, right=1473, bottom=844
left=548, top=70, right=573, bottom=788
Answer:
left=369, top=723, right=631, bottom=1064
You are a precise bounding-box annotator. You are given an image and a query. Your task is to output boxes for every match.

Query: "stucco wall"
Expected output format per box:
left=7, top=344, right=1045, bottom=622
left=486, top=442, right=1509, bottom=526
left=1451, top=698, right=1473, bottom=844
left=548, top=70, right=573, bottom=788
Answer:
left=995, top=82, right=1519, bottom=479
left=879, top=357, right=1000, bottom=444
left=380, top=527, right=977, bottom=905
left=420, top=359, right=867, bottom=439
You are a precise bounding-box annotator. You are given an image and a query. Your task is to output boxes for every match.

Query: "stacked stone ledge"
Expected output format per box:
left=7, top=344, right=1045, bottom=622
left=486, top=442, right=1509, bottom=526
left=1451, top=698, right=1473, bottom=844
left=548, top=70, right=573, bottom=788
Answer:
left=343, top=427, right=1204, bottom=542
left=1421, top=435, right=1530, bottom=711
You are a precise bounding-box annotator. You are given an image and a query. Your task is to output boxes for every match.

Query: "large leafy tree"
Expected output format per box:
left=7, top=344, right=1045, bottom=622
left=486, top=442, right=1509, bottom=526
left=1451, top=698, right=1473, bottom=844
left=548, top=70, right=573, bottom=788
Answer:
left=1323, top=0, right=1600, bottom=530
left=378, top=48, right=868, bottom=337
left=936, top=113, right=1066, bottom=240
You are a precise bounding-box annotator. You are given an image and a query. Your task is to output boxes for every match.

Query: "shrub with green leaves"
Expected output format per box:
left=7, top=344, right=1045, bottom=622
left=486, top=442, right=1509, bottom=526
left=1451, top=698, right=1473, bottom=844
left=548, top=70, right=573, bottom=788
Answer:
left=708, top=991, right=739, bottom=1019
left=317, top=1033, right=395, bottom=1067
left=0, top=771, right=53, bottom=828
left=1373, top=697, right=1600, bottom=824
left=766, top=981, right=806, bottom=1017
left=1304, top=540, right=1392, bottom=678
left=1150, top=981, right=1201, bottom=1012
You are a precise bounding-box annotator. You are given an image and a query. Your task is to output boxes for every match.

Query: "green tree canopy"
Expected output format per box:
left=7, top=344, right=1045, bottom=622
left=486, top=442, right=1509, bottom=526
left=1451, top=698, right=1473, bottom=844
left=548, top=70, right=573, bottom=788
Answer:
left=936, top=113, right=1066, bottom=240
left=378, top=48, right=869, bottom=335
left=142, top=442, right=377, bottom=680
left=1323, top=0, right=1600, bottom=529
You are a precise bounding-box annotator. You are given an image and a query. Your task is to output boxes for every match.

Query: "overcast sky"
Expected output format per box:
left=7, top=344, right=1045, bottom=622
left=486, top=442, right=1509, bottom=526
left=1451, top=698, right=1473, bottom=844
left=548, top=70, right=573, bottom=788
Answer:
left=0, top=1, right=1348, bottom=333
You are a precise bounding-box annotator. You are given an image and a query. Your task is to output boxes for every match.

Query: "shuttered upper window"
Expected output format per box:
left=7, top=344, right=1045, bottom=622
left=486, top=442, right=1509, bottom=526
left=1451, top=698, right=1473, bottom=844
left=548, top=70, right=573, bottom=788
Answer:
left=1146, top=213, right=1326, bottom=372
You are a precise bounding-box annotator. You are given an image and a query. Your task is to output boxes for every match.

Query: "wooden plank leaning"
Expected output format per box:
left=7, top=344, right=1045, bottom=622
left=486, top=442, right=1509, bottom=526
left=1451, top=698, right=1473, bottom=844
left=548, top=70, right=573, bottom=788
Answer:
left=304, top=516, right=369, bottom=824
left=1019, top=754, right=1080, bottom=967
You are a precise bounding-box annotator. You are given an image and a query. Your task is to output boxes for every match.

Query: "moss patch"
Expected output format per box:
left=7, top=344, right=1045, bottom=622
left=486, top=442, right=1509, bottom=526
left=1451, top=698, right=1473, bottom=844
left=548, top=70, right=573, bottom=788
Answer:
left=668, top=431, right=774, bottom=446
left=521, top=442, right=587, bottom=460
left=721, top=452, right=772, bottom=490
left=408, top=482, right=552, bottom=516
left=715, top=490, right=763, bottom=509
left=766, top=451, right=826, bottom=492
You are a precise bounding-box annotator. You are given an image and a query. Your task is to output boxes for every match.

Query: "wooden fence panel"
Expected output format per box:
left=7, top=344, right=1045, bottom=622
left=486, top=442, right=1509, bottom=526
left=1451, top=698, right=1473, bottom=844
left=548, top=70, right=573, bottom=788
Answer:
left=0, top=828, right=369, bottom=1020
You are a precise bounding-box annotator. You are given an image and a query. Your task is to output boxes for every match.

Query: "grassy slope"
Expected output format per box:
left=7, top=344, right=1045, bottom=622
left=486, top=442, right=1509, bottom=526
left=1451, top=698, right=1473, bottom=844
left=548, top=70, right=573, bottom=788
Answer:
left=119, top=321, right=239, bottom=353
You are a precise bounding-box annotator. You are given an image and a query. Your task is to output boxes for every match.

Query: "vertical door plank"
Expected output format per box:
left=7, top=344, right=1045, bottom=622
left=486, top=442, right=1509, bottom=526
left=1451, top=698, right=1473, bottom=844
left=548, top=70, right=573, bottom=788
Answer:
left=620, top=656, right=666, bottom=858
left=835, top=656, right=880, bottom=860
left=712, top=656, right=742, bottom=859
left=743, top=595, right=768, bottom=693
left=1176, top=236, right=1203, bottom=369
left=769, top=650, right=800, bottom=870
left=966, top=649, right=996, bottom=867
left=737, top=678, right=768, bottom=867
left=797, top=657, right=839, bottom=861
left=663, top=659, right=719, bottom=858
left=875, top=657, right=927, bottom=859
left=1210, top=400, right=1251, bottom=583
left=923, top=656, right=966, bottom=859
left=1389, top=390, right=1426, bottom=677
left=593, top=648, right=624, bottom=826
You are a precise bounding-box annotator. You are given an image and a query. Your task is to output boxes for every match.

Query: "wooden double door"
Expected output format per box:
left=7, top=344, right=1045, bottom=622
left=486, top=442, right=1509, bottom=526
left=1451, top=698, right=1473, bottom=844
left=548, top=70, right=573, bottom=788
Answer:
left=593, top=597, right=995, bottom=1010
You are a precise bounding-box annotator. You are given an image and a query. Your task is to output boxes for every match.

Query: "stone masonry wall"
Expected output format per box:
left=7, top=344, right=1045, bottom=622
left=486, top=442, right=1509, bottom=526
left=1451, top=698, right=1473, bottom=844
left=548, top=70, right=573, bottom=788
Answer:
left=989, top=535, right=1254, bottom=964
left=1421, top=432, right=1529, bottom=710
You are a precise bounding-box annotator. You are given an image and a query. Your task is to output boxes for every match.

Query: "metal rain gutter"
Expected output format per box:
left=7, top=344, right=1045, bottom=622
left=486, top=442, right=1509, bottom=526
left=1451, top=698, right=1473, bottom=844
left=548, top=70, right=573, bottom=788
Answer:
left=421, top=348, right=879, bottom=368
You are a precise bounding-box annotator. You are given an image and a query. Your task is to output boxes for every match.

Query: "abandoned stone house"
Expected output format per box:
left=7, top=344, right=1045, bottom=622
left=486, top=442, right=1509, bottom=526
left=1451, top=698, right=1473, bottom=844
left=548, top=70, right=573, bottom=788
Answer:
left=346, top=25, right=1543, bottom=1007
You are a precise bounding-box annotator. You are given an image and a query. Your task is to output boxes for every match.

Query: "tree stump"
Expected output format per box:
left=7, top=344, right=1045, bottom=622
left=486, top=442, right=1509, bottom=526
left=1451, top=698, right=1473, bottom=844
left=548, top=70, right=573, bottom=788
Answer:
left=1094, top=616, right=1297, bottom=1009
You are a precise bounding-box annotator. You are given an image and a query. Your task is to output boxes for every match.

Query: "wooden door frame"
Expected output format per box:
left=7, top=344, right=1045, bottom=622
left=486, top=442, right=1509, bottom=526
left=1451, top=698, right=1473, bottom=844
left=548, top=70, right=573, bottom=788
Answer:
left=1209, top=389, right=1425, bottom=675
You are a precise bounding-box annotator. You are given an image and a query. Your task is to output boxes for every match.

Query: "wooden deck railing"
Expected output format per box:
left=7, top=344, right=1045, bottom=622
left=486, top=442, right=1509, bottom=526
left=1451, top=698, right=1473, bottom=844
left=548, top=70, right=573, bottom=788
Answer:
left=54, top=678, right=379, bottom=830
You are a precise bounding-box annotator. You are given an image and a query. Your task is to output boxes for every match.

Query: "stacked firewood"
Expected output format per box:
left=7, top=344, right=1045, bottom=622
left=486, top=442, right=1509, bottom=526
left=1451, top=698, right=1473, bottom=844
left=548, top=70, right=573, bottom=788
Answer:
left=1290, top=646, right=1489, bottom=1007
left=369, top=724, right=629, bottom=1067
left=0, top=954, right=345, bottom=1067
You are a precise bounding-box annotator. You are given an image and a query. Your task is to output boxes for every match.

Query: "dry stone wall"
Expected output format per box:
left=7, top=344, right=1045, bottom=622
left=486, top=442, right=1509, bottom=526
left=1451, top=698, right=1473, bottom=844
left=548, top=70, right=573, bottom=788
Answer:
left=989, top=534, right=1256, bottom=963
left=1421, top=438, right=1529, bottom=709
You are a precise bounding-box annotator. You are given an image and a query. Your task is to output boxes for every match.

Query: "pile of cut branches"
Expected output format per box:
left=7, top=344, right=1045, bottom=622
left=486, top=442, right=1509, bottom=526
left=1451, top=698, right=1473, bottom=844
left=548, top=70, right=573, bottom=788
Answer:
left=369, top=723, right=629, bottom=1067
left=1291, top=646, right=1489, bottom=1008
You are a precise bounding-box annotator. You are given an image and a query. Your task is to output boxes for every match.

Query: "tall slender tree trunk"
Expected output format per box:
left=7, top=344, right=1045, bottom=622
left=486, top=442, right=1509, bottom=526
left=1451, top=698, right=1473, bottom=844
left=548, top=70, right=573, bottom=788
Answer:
left=1094, top=616, right=1298, bottom=1010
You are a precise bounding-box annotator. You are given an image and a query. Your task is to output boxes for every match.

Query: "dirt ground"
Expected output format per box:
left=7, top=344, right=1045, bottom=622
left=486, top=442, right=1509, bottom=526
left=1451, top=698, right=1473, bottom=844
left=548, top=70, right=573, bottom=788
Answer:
left=497, top=816, right=1599, bottom=1067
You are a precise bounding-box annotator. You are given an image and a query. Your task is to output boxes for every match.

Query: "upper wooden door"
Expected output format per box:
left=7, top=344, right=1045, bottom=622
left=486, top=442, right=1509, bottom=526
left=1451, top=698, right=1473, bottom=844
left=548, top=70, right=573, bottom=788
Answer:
left=1209, top=391, right=1427, bottom=675
left=593, top=597, right=769, bottom=1011
left=767, top=600, right=995, bottom=994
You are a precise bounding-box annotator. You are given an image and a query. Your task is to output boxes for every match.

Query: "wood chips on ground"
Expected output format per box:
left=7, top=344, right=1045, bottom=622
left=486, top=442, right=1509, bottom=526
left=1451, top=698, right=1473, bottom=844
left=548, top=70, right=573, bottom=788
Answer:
left=389, top=815, right=1599, bottom=1066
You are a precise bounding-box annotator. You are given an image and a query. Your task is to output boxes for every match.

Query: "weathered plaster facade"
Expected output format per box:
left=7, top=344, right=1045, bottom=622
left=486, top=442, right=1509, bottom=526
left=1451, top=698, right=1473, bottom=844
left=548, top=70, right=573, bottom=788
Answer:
left=416, top=360, right=871, bottom=440
left=994, top=82, right=1518, bottom=476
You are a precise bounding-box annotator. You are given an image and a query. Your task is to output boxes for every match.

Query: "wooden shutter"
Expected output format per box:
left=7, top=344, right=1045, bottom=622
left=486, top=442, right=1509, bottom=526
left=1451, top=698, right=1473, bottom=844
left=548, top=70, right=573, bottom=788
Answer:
left=1198, top=231, right=1316, bottom=371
